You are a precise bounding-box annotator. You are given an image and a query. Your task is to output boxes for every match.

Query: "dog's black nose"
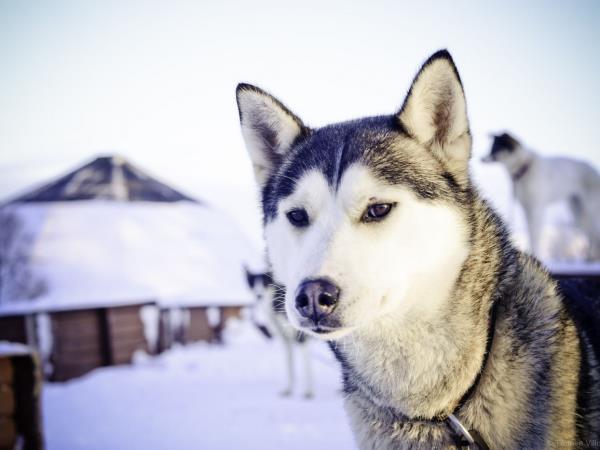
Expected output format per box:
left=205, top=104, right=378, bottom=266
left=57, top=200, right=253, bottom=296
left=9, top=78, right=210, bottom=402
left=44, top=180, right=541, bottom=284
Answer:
left=295, top=278, right=340, bottom=324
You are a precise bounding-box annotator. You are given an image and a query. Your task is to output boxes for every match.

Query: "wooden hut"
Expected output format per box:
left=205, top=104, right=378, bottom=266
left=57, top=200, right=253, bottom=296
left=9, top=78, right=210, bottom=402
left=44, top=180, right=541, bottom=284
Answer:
left=0, top=301, right=155, bottom=382
left=185, top=307, right=215, bottom=342
left=157, top=303, right=247, bottom=351
left=1, top=154, right=260, bottom=375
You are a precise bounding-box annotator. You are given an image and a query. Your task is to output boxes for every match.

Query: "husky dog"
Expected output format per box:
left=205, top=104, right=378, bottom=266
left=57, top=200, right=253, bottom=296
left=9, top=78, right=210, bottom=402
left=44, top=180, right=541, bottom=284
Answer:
left=482, top=132, right=600, bottom=261
left=236, top=50, right=600, bottom=448
left=245, top=268, right=314, bottom=398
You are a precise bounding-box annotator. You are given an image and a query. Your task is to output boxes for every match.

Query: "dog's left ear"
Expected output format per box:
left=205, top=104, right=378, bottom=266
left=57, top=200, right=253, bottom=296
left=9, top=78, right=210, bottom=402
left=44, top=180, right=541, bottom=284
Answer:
left=397, top=50, right=471, bottom=181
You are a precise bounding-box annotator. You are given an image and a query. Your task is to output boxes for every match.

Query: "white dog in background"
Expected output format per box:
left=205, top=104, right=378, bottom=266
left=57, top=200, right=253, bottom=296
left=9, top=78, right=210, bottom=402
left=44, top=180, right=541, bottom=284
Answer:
left=245, top=269, right=314, bottom=398
left=483, top=132, right=600, bottom=261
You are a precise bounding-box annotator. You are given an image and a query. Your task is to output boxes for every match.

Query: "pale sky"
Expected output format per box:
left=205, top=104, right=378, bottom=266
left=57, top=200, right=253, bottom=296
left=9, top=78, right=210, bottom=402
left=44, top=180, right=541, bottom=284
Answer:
left=1, top=0, right=599, bottom=246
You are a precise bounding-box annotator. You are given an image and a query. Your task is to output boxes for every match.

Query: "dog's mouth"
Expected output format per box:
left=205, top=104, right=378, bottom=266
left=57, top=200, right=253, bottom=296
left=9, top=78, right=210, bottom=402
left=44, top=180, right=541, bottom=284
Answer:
left=297, top=316, right=342, bottom=332
left=311, top=325, right=337, bottom=335
left=297, top=320, right=354, bottom=340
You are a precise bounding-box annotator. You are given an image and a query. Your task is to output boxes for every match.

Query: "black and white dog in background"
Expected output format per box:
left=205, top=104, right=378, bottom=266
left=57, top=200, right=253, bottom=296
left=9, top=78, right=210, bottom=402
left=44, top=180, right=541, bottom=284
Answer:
left=245, top=268, right=314, bottom=398
left=482, top=132, right=600, bottom=261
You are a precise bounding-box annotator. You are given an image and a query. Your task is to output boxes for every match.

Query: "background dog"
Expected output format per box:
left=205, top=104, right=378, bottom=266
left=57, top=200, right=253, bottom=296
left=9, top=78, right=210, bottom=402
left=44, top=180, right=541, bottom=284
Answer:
left=245, top=268, right=314, bottom=398
left=483, top=132, right=600, bottom=261
left=237, top=50, right=599, bottom=448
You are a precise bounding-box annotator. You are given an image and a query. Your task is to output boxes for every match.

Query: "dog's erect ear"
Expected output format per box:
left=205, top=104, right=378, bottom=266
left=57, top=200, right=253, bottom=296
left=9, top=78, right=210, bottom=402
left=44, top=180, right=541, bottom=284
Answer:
left=236, top=84, right=309, bottom=187
left=397, top=50, right=471, bottom=181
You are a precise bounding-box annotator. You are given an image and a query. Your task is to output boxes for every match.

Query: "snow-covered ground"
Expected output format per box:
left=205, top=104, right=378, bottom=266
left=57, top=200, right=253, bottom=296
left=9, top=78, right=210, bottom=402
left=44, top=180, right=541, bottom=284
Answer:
left=43, top=319, right=357, bottom=450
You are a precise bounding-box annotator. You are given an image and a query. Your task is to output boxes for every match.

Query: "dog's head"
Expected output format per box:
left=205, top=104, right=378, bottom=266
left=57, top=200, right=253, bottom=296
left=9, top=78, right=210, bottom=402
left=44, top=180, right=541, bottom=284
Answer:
left=482, top=132, right=521, bottom=164
left=237, top=50, right=472, bottom=339
left=244, top=267, right=272, bottom=301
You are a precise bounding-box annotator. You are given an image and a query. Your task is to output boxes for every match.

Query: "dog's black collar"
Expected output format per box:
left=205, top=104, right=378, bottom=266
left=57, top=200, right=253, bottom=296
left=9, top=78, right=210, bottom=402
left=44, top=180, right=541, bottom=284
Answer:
left=408, top=300, right=498, bottom=449
left=454, top=299, right=498, bottom=413
left=444, top=300, right=497, bottom=449
left=511, top=160, right=531, bottom=182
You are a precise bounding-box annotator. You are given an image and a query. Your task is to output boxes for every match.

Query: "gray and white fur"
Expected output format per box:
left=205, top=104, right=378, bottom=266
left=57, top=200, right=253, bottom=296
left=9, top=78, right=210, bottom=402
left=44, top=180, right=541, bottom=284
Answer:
left=236, top=50, right=600, bottom=449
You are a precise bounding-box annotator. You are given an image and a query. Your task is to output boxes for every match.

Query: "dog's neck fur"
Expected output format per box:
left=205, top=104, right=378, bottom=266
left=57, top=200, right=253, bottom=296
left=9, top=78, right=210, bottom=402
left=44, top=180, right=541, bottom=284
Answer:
left=340, top=195, right=503, bottom=416
left=333, top=192, right=522, bottom=444
left=334, top=192, right=581, bottom=448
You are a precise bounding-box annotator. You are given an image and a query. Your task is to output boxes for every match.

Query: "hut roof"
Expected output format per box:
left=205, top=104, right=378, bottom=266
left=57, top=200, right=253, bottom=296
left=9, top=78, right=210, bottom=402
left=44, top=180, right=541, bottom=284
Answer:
left=0, top=201, right=259, bottom=314
left=8, top=155, right=197, bottom=204
left=0, top=156, right=262, bottom=314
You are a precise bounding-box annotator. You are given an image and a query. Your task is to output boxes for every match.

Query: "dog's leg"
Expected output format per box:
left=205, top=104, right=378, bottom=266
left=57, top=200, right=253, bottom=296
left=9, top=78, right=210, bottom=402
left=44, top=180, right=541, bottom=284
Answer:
left=575, top=197, right=600, bottom=261
left=593, top=192, right=600, bottom=260
left=584, top=219, right=600, bottom=262
left=591, top=208, right=600, bottom=261
left=279, top=336, right=295, bottom=396
left=299, top=339, right=314, bottom=399
left=270, top=314, right=296, bottom=396
left=589, top=220, right=600, bottom=261
left=525, top=206, right=545, bottom=259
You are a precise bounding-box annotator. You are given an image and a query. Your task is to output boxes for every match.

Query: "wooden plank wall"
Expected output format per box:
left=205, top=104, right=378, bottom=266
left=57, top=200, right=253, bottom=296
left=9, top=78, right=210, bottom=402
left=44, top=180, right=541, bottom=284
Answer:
left=50, top=310, right=105, bottom=382
left=0, top=353, right=44, bottom=450
left=50, top=305, right=148, bottom=381
left=0, top=357, right=16, bottom=450
left=220, top=306, right=242, bottom=326
left=213, top=306, right=244, bottom=343
left=158, top=306, right=247, bottom=349
left=185, top=308, right=214, bottom=343
left=105, top=305, right=147, bottom=365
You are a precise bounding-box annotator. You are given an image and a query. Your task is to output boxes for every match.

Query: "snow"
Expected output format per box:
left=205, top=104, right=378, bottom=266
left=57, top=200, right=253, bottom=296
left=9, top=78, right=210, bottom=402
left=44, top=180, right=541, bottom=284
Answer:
left=43, top=320, right=357, bottom=450
left=139, top=305, right=160, bottom=353
left=206, top=306, right=221, bottom=327
left=0, top=340, right=31, bottom=355
left=36, top=313, right=54, bottom=376
left=0, top=200, right=263, bottom=314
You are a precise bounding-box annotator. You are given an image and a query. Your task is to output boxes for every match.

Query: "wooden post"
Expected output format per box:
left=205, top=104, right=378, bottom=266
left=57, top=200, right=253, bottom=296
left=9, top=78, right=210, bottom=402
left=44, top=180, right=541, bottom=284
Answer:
left=98, top=308, right=114, bottom=366
left=0, top=349, right=44, bottom=450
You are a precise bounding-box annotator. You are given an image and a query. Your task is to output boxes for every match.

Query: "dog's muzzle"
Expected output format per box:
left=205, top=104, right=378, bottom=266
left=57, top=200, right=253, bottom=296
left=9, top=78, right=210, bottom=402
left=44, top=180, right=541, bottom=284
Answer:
left=294, top=278, right=340, bottom=331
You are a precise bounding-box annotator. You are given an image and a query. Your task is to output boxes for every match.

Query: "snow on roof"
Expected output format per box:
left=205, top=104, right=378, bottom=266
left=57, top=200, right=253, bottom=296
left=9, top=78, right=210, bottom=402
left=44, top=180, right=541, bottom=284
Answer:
left=0, top=200, right=263, bottom=314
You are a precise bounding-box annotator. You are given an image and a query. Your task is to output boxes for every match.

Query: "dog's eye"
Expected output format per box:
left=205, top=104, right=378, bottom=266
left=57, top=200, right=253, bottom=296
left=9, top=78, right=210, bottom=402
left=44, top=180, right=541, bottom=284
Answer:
left=362, top=203, right=394, bottom=222
left=286, top=208, right=309, bottom=227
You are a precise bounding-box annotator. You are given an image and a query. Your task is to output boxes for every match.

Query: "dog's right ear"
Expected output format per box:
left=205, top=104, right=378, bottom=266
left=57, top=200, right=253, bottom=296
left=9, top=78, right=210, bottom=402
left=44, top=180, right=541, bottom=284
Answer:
left=236, top=84, right=309, bottom=187
left=397, top=50, right=471, bottom=184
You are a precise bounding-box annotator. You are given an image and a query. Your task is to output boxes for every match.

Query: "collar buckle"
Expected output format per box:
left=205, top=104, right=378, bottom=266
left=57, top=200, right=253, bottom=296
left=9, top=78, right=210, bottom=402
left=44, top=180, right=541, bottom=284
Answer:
left=445, top=414, right=490, bottom=450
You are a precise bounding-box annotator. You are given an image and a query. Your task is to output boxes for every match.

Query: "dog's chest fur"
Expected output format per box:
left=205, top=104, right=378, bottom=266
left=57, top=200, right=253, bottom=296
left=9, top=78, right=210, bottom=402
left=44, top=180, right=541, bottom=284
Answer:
left=330, top=202, right=585, bottom=449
